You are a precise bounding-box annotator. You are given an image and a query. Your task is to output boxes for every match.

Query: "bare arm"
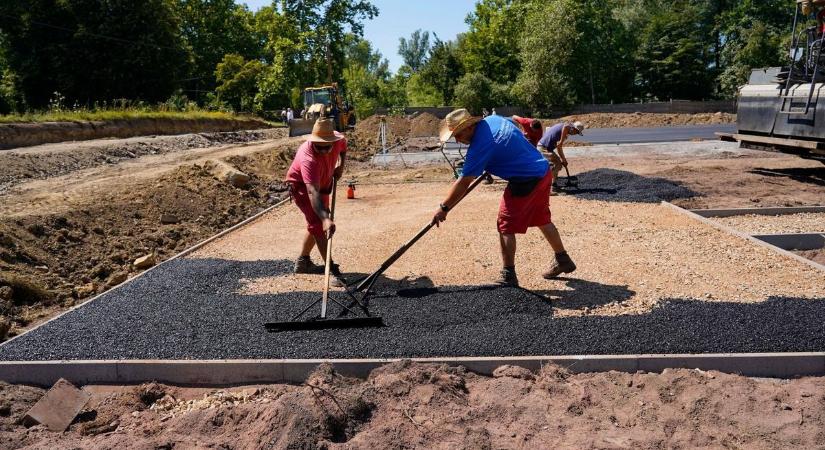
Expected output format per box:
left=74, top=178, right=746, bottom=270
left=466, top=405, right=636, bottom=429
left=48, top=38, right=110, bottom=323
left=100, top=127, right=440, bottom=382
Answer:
left=306, top=182, right=335, bottom=236
left=556, top=127, right=570, bottom=166
left=334, top=153, right=346, bottom=179
left=431, top=176, right=477, bottom=226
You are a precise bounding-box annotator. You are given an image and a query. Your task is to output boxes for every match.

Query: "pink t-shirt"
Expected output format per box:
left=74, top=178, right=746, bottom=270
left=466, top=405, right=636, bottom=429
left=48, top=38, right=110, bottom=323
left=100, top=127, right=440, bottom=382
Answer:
left=285, top=139, right=347, bottom=188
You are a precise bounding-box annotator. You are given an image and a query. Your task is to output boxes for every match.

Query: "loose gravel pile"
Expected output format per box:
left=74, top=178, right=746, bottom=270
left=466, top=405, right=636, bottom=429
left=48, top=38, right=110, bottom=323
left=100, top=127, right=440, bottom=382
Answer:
left=717, top=212, right=825, bottom=234
left=1, top=257, right=824, bottom=361
left=564, top=168, right=699, bottom=203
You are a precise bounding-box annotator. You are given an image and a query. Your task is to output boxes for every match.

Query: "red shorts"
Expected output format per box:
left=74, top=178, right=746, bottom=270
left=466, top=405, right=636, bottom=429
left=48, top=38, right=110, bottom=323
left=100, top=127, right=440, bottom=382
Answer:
left=497, top=170, right=553, bottom=234
left=289, top=182, right=329, bottom=238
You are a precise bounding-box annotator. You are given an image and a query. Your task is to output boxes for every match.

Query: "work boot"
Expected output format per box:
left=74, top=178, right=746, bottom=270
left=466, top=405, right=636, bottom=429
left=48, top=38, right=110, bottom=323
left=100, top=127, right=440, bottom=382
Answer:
left=543, top=252, right=577, bottom=279
left=329, top=262, right=345, bottom=288
left=294, top=256, right=322, bottom=274
left=494, top=266, right=519, bottom=287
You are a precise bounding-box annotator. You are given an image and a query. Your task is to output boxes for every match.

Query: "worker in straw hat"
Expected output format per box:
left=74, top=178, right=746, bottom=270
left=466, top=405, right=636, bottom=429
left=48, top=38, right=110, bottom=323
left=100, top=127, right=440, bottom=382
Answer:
left=432, top=109, right=576, bottom=286
left=285, top=118, right=347, bottom=286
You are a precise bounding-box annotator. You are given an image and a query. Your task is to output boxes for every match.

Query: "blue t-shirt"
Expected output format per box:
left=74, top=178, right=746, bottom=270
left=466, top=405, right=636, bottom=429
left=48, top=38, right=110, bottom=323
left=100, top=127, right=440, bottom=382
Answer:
left=461, top=116, right=549, bottom=180
left=538, top=123, right=565, bottom=151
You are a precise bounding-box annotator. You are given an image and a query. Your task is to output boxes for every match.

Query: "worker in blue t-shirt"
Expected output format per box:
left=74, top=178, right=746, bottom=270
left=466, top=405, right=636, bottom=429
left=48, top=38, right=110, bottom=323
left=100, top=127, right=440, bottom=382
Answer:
left=431, top=109, right=576, bottom=286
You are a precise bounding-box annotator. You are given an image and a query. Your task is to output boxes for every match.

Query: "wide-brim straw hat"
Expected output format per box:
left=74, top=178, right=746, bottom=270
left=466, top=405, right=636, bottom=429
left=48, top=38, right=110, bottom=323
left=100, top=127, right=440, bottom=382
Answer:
left=439, top=108, right=482, bottom=143
left=305, top=118, right=345, bottom=143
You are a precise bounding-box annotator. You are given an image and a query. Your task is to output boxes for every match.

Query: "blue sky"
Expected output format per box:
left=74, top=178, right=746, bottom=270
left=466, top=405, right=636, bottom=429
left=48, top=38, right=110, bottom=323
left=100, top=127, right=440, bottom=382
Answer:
left=240, top=0, right=476, bottom=71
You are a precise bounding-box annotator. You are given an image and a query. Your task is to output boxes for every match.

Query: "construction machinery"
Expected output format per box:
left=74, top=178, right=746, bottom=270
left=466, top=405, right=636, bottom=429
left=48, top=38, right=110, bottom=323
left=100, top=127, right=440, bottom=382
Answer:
left=288, top=83, right=356, bottom=137
left=720, top=0, right=825, bottom=164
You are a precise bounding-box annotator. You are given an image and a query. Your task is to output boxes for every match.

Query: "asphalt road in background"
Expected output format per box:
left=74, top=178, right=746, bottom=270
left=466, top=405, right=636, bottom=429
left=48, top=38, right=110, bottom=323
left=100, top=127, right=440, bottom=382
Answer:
left=569, top=124, right=737, bottom=144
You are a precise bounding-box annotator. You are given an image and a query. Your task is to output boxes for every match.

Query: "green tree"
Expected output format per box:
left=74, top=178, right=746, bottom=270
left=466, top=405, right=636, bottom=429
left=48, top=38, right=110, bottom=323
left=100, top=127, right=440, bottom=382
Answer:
left=718, top=21, right=785, bottom=96
left=215, top=54, right=264, bottom=112
left=253, top=0, right=378, bottom=111
left=452, top=72, right=494, bottom=114
left=514, top=0, right=635, bottom=112
left=634, top=0, right=714, bottom=100
left=398, top=29, right=431, bottom=72
left=420, top=38, right=464, bottom=105
left=406, top=72, right=442, bottom=106
left=176, top=0, right=259, bottom=102
left=343, top=36, right=395, bottom=117
left=0, top=33, right=24, bottom=114
left=0, top=0, right=191, bottom=108
left=459, top=0, right=527, bottom=84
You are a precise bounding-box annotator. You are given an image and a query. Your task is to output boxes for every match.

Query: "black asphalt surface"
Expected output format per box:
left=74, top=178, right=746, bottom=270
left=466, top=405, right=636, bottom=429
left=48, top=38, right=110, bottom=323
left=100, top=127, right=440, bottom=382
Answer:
left=569, top=124, right=736, bottom=144
left=1, top=258, right=823, bottom=361
left=557, top=168, right=699, bottom=203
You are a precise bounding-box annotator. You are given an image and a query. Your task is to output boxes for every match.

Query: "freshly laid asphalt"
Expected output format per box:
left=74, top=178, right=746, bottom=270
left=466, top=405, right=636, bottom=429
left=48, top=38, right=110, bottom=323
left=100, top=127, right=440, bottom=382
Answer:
left=1, top=258, right=823, bottom=361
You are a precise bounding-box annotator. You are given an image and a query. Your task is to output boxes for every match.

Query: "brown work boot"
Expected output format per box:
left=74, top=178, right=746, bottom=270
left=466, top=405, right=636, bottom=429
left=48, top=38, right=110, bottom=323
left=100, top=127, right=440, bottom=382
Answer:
left=329, top=262, right=345, bottom=288
left=494, top=267, right=519, bottom=287
left=543, top=252, right=577, bottom=279
left=294, top=256, right=322, bottom=274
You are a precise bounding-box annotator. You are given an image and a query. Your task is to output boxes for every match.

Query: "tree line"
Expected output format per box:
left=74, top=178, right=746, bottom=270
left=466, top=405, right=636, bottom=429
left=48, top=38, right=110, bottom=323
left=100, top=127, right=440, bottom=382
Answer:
left=0, top=0, right=797, bottom=117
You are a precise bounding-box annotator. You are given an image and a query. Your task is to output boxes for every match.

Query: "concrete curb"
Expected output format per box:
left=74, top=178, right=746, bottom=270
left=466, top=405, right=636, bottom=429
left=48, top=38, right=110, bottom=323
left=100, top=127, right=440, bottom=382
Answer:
left=0, top=198, right=290, bottom=349
left=662, top=202, right=825, bottom=272
left=1, top=353, right=823, bottom=386
left=689, top=206, right=825, bottom=218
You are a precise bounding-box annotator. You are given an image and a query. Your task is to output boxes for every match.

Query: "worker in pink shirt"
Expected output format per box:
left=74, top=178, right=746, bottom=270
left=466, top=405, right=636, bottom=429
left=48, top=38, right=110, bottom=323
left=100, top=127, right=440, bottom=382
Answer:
left=285, top=119, right=347, bottom=285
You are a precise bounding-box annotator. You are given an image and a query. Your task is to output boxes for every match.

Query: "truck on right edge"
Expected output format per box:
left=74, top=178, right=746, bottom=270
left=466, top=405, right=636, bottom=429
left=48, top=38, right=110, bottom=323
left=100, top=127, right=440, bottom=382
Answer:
left=722, top=0, right=825, bottom=164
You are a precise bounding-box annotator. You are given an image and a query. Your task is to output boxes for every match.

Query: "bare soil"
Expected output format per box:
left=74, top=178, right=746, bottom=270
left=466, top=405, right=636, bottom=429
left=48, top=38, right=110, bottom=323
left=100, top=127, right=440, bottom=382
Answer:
left=794, top=249, right=825, bottom=266
left=4, top=362, right=825, bottom=449
left=1, top=129, right=825, bottom=447
left=556, top=112, right=736, bottom=128
left=0, top=131, right=294, bottom=339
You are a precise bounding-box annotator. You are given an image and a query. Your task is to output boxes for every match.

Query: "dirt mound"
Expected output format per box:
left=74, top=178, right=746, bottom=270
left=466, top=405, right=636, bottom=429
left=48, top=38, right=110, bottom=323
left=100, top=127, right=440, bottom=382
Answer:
left=0, top=128, right=286, bottom=194
left=4, top=362, right=825, bottom=449
left=0, top=145, right=294, bottom=340
left=0, top=117, right=273, bottom=150
left=409, top=113, right=442, bottom=137
left=557, top=112, right=736, bottom=128
left=348, top=116, right=411, bottom=161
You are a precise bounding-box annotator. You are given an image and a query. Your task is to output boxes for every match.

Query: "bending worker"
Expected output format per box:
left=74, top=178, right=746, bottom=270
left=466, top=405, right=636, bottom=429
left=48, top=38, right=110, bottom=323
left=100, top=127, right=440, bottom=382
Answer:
left=511, top=115, right=544, bottom=146
left=285, top=118, right=346, bottom=286
left=431, top=109, right=576, bottom=286
left=537, top=121, right=585, bottom=181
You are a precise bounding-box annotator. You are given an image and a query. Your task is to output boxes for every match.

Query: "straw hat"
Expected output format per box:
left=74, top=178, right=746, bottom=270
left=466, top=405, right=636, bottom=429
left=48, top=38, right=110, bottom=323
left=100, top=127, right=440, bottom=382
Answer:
left=439, top=108, right=482, bottom=143
left=305, top=118, right=344, bottom=143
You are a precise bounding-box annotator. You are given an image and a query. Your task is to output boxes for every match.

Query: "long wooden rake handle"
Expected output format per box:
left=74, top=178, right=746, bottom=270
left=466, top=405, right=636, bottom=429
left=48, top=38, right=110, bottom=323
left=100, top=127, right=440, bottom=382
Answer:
left=320, top=177, right=338, bottom=318
left=353, top=172, right=490, bottom=292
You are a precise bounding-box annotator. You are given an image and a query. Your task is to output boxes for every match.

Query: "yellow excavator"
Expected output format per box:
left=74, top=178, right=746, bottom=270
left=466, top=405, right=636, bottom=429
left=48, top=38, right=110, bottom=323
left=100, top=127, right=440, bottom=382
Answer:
left=288, top=83, right=356, bottom=137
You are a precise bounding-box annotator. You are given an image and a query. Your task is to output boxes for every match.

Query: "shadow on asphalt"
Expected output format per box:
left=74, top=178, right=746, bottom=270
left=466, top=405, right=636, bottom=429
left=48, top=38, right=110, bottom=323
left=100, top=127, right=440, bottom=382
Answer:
left=0, top=258, right=822, bottom=360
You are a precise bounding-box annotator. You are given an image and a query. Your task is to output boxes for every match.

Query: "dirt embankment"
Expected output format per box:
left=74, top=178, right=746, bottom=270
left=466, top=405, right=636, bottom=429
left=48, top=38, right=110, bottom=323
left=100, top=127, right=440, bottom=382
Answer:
left=0, top=139, right=296, bottom=340
left=556, top=112, right=736, bottom=128
left=347, top=113, right=442, bottom=160
left=0, top=128, right=286, bottom=193
left=0, top=117, right=272, bottom=150
left=3, top=362, right=825, bottom=449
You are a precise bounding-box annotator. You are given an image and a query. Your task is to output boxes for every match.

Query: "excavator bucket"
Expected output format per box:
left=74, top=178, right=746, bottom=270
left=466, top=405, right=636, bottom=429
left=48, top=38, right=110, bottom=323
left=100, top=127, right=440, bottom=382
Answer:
left=288, top=119, right=315, bottom=137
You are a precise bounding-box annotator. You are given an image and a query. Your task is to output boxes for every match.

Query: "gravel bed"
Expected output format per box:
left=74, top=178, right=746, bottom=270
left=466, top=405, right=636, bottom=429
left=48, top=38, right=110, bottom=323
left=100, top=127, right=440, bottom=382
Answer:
left=717, top=213, right=825, bottom=234
left=562, top=168, right=698, bottom=203
left=1, top=257, right=824, bottom=361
